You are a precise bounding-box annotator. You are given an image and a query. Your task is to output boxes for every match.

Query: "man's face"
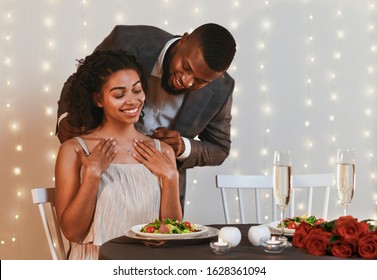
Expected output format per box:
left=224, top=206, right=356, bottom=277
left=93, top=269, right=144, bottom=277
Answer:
left=161, top=33, right=223, bottom=94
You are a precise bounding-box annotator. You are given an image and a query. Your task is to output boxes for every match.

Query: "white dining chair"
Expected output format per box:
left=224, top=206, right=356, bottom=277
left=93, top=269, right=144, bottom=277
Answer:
left=290, top=173, right=335, bottom=221
left=215, top=175, right=274, bottom=224
left=215, top=173, right=334, bottom=224
left=31, top=187, right=67, bottom=260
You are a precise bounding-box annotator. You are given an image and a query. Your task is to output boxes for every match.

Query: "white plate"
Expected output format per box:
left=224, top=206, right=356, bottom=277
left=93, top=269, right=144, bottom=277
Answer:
left=125, top=226, right=219, bottom=244
left=130, top=224, right=209, bottom=239
left=268, top=221, right=295, bottom=236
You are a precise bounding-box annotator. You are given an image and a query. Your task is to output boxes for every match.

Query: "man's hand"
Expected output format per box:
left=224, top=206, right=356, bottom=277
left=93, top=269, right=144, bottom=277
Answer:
left=57, top=116, right=83, bottom=143
left=151, top=127, right=185, bottom=157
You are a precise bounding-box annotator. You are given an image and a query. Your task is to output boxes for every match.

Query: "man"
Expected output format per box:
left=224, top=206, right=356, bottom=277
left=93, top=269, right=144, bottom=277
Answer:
left=57, top=23, right=236, bottom=211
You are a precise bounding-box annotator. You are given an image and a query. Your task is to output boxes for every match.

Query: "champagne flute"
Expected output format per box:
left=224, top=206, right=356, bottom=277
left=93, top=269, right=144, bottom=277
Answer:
left=336, top=149, right=355, bottom=216
left=273, top=150, right=292, bottom=240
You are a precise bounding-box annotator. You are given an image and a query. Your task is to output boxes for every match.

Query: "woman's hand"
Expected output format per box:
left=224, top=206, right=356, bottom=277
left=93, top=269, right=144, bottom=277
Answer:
left=132, top=139, right=177, bottom=181
left=76, top=138, right=117, bottom=178
left=133, top=139, right=182, bottom=220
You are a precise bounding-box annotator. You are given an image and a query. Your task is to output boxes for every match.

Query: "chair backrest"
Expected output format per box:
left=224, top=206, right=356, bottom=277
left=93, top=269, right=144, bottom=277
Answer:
left=290, top=173, right=334, bottom=221
left=31, top=187, right=66, bottom=260
left=215, top=175, right=274, bottom=224
left=215, top=173, right=334, bottom=224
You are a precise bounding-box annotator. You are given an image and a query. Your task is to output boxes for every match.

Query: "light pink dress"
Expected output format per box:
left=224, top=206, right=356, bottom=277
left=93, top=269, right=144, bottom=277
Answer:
left=68, top=137, right=161, bottom=260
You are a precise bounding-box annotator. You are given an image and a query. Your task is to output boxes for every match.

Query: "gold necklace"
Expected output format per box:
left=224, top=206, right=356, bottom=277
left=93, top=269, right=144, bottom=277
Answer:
left=90, top=133, right=133, bottom=156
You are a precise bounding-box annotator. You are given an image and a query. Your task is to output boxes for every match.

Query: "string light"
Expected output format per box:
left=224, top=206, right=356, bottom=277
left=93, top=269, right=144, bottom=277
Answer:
left=365, top=0, right=377, bottom=210
left=231, top=149, right=239, bottom=159
left=13, top=167, right=21, bottom=175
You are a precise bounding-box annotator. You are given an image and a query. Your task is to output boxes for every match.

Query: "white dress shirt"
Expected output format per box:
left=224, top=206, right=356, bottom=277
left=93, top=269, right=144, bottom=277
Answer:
left=135, top=38, right=192, bottom=160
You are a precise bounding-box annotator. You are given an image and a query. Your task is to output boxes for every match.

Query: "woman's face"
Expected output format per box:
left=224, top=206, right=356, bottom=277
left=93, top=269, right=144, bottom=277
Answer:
left=96, top=69, right=145, bottom=125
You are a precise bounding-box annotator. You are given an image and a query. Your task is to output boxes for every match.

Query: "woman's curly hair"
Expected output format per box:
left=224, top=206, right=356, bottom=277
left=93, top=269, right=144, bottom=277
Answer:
left=64, top=50, right=148, bottom=133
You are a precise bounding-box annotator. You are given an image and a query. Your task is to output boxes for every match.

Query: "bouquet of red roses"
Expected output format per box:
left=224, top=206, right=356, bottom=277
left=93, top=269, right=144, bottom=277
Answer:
left=292, top=215, right=377, bottom=259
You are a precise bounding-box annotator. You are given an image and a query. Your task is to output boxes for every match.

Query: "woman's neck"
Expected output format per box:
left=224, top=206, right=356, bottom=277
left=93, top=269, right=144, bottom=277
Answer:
left=91, top=123, right=142, bottom=140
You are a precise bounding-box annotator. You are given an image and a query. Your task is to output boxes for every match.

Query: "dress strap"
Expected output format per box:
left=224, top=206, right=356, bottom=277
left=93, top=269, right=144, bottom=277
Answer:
left=153, top=138, right=161, bottom=152
left=74, top=137, right=90, bottom=156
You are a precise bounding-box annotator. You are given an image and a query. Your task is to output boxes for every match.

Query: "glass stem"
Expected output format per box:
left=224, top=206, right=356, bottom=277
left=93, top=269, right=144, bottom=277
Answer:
left=280, top=210, right=284, bottom=237
left=343, top=207, right=347, bottom=217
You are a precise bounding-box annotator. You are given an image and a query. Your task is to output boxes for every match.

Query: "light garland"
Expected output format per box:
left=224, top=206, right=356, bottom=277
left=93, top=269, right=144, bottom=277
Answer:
left=258, top=0, right=273, bottom=222
left=259, top=0, right=272, bottom=180
left=1, top=0, right=18, bottom=249
left=303, top=1, right=315, bottom=172
left=366, top=1, right=377, bottom=208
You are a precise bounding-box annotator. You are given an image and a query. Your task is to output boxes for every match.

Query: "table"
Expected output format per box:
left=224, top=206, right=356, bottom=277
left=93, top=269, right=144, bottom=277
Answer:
left=99, top=224, right=341, bottom=260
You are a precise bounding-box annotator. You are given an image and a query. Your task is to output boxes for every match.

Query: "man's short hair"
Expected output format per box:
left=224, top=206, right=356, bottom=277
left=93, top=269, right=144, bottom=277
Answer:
left=192, top=23, right=236, bottom=72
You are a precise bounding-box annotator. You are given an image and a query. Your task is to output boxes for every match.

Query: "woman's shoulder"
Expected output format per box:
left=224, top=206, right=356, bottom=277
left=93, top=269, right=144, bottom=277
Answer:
left=59, top=136, right=97, bottom=152
left=155, top=139, right=174, bottom=154
left=139, top=136, right=171, bottom=153
left=60, top=137, right=78, bottom=148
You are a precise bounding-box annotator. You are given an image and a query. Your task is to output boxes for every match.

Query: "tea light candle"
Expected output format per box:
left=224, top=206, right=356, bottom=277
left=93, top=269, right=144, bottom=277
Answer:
left=265, top=236, right=281, bottom=246
left=260, top=236, right=286, bottom=253
left=210, top=238, right=231, bottom=254
left=214, top=237, right=229, bottom=247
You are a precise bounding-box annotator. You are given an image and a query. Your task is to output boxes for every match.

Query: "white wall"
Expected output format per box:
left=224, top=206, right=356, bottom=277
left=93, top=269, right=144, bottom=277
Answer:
left=0, top=0, right=376, bottom=259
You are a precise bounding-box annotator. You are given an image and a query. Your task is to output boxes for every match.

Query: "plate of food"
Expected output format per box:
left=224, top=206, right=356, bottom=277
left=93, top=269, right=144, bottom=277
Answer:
left=268, top=221, right=296, bottom=236
left=129, top=218, right=211, bottom=240
left=268, top=216, right=325, bottom=236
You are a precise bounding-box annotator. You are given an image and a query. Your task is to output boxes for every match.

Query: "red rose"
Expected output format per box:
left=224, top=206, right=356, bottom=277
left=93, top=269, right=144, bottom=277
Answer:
left=330, top=239, right=356, bottom=258
left=304, top=228, right=332, bottom=256
left=358, top=231, right=377, bottom=259
left=292, top=222, right=311, bottom=248
left=333, top=216, right=369, bottom=242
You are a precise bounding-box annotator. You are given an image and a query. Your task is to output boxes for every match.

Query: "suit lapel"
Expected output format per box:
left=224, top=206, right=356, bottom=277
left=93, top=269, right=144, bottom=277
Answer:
left=172, top=87, right=213, bottom=136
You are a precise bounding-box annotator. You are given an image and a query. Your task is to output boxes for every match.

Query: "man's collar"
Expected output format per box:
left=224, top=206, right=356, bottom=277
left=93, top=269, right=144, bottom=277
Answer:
left=151, top=37, right=180, bottom=77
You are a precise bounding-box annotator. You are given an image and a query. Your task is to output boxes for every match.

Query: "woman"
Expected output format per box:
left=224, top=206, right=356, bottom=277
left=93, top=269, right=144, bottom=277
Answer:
left=55, top=50, right=182, bottom=259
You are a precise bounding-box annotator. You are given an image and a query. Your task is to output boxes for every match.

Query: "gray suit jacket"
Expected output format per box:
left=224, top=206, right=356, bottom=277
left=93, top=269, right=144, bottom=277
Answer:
left=58, top=25, right=234, bottom=210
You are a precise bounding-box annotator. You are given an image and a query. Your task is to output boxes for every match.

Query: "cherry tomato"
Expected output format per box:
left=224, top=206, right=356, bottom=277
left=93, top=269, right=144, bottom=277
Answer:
left=183, top=221, right=191, bottom=228
left=314, top=218, right=325, bottom=225
left=145, top=225, right=155, bottom=233
left=287, top=222, right=298, bottom=229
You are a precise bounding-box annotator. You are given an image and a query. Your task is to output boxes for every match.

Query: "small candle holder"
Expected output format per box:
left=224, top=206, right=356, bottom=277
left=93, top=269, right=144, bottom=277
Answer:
left=260, top=236, right=286, bottom=253
left=210, top=238, right=232, bottom=255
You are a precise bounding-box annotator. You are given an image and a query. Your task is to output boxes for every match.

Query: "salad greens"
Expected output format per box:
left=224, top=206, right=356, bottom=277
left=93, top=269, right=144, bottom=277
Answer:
left=278, top=215, right=324, bottom=228
left=140, top=218, right=199, bottom=234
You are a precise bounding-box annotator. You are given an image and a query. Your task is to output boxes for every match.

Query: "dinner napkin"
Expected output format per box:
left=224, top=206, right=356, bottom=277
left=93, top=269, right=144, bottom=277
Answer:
left=247, top=225, right=271, bottom=246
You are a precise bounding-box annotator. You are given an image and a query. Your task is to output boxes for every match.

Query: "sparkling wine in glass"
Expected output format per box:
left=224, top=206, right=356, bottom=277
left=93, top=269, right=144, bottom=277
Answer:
left=336, top=149, right=355, bottom=216
left=273, top=150, right=292, bottom=240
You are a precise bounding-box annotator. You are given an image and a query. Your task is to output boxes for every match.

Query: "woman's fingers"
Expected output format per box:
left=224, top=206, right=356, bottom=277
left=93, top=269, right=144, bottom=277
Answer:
left=93, top=138, right=116, bottom=156
left=75, top=148, right=86, bottom=160
left=133, top=139, right=155, bottom=158
left=107, top=149, right=117, bottom=162
left=89, top=138, right=116, bottom=166
left=92, top=137, right=115, bottom=150
left=132, top=139, right=177, bottom=181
